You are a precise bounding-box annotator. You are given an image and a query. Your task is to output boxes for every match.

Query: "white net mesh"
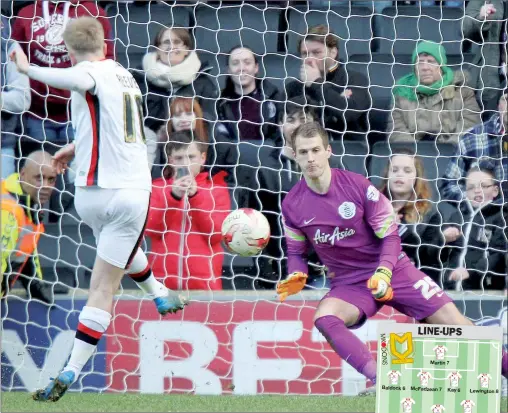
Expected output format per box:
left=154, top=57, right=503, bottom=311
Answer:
left=1, top=0, right=506, bottom=397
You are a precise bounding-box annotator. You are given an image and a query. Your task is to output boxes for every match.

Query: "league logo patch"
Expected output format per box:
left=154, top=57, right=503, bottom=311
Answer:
left=338, top=202, right=356, bottom=219
left=367, top=185, right=380, bottom=202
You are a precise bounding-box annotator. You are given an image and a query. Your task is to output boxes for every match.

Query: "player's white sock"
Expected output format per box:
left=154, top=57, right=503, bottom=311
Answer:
left=62, top=306, right=111, bottom=379
left=127, top=248, right=167, bottom=299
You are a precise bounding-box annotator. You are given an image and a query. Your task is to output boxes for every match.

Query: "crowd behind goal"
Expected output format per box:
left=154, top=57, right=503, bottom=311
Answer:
left=0, top=0, right=507, bottom=304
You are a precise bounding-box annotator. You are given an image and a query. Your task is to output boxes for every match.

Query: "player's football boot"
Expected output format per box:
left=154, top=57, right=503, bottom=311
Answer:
left=358, top=385, right=376, bottom=397
left=154, top=290, right=188, bottom=316
left=32, top=370, right=75, bottom=402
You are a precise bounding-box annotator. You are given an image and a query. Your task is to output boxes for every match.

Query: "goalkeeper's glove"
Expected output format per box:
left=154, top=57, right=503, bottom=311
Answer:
left=367, top=267, right=394, bottom=302
left=276, top=272, right=308, bottom=302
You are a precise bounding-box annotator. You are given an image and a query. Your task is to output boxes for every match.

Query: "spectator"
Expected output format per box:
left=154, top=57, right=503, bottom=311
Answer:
left=389, top=41, right=481, bottom=144
left=440, top=90, right=508, bottom=203
left=215, top=45, right=283, bottom=204
left=153, top=97, right=209, bottom=173
left=1, top=16, right=31, bottom=179
left=145, top=131, right=231, bottom=291
left=1, top=151, right=57, bottom=304
left=136, top=27, right=219, bottom=134
left=163, top=97, right=209, bottom=142
left=463, top=0, right=507, bottom=113
left=443, top=165, right=507, bottom=291
left=216, top=45, right=282, bottom=145
left=11, top=0, right=113, bottom=153
left=286, top=24, right=370, bottom=140
left=379, top=150, right=453, bottom=285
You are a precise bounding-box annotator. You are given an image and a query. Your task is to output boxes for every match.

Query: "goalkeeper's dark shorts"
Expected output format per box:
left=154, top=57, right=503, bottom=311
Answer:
left=322, top=260, right=453, bottom=329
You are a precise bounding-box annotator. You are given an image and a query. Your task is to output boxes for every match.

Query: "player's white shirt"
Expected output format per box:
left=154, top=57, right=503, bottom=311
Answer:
left=71, top=59, right=151, bottom=191
left=433, top=345, right=448, bottom=360
left=401, top=397, right=416, bottom=413
left=431, top=404, right=446, bottom=413
left=460, top=399, right=475, bottom=413
left=448, top=371, right=462, bottom=388
left=387, top=370, right=402, bottom=384
left=417, top=371, right=432, bottom=386
left=477, top=373, right=492, bottom=388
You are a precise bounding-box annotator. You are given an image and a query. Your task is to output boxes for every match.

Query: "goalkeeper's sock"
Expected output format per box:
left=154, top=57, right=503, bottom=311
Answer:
left=315, top=315, right=377, bottom=383
left=62, top=306, right=111, bottom=379
left=127, top=248, right=167, bottom=299
left=502, top=350, right=508, bottom=378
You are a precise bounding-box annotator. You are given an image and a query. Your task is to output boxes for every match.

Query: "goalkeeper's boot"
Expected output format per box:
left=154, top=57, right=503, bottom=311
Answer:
left=358, top=384, right=376, bottom=397
left=154, top=290, right=188, bottom=316
left=32, top=370, right=75, bottom=402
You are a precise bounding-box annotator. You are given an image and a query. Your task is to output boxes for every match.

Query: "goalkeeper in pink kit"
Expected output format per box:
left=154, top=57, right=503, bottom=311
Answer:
left=277, top=122, right=508, bottom=393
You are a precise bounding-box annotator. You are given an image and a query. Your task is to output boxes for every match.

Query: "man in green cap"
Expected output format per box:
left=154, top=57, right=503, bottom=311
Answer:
left=389, top=40, right=481, bottom=144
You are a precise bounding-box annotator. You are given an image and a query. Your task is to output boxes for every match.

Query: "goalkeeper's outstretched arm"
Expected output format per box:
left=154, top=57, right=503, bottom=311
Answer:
left=281, top=212, right=309, bottom=276
left=278, top=210, right=310, bottom=302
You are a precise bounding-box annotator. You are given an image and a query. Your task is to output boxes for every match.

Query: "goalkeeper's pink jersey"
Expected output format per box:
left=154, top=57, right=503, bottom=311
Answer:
left=281, top=168, right=402, bottom=284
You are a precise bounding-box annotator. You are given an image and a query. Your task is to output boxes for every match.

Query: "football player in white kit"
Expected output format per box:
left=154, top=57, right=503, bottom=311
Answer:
left=11, top=16, right=187, bottom=402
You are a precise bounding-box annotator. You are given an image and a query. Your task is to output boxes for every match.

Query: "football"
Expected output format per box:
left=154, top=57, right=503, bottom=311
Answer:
left=221, top=208, right=271, bottom=257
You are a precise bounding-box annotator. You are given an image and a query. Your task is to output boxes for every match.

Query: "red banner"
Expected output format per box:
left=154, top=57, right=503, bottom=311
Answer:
left=105, top=300, right=412, bottom=395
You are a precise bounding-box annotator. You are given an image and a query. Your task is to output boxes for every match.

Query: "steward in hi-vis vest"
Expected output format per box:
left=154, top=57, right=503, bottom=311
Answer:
left=1, top=151, right=57, bottom=303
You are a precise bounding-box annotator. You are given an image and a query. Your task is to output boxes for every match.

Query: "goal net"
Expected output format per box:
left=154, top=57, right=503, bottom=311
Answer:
left=1, top=0, right=506, bottom=397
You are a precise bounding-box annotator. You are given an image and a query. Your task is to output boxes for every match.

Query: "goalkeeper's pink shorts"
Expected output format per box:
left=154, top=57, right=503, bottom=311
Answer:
left=322, top=259, right=453, bottom=329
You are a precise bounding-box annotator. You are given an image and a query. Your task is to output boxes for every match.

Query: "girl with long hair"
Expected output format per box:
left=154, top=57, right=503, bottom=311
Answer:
left=379, top=150, right=449, bottom=285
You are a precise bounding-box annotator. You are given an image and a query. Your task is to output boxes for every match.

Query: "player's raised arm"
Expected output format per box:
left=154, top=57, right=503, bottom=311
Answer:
left=10, top=20, right=100, bottom=94
left=277, top=203, right=309, bottom=302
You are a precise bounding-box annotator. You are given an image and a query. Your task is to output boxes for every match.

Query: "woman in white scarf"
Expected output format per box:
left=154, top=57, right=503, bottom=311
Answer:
left=139, top=28, right=219, bottom=136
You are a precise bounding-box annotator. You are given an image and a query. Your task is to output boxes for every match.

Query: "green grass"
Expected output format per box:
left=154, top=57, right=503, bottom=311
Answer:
left=2, top=393, right=508, bottom=413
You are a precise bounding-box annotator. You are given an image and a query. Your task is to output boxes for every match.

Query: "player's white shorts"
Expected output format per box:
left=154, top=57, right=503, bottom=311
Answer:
left=75, top=187, right=150, bottom=269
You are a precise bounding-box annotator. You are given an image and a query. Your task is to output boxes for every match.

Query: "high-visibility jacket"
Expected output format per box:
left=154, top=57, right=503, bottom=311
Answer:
left=1, top=173, right=44, bottom=294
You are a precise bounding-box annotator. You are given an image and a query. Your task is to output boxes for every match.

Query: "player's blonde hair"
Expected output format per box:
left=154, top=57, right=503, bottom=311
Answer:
left=63, top=17, right=104, bottom=55
left=291, top=121, right=329, bottom=151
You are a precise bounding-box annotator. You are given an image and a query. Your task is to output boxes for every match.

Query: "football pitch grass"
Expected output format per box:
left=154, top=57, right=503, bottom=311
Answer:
left=2, top=393, right=508, bottom=412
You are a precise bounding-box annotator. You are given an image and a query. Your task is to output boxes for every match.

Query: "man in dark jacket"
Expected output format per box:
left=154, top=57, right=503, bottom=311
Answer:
left=213, top=46, right=284, bottom=204
left=285, top=25, right=371, bottom=140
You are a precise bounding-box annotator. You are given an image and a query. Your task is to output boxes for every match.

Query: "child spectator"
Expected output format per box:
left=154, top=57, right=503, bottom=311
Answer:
left=379, top=151, right=454, bottom=285
left=443, top=164, right=507, bottom=291
left=11, top=0, right=113, bottom=152
left=136, top=27, right=219, bottom=134
left=390, top=41, right=481, bottom=144
left=163, top=97, right=209, bottom=142
left=153, top=97, right=210, bottom=174
left=145, top=131, right=231, bottom=291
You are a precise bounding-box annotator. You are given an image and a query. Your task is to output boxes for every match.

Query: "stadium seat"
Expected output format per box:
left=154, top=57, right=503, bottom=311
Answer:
left=375, top=6, right=465, bottom=56
left=285, top=5, right=373, bottom=61
left=37, top=223, right=96, bottom=289
left=368, top=141, right=457, bottom=201
left=257, top=53, right=300, bottom=93
left=106, top=2, right=191, bottom=69
left=193, top=2, right=282, bottom=66
left=330, top=141, right=369, bottom=176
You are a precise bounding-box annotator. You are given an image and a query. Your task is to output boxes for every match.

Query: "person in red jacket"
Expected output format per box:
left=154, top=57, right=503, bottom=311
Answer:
left=12, top=0, right=113, bottom=152
left=146, top=130, right=231, bottom=290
